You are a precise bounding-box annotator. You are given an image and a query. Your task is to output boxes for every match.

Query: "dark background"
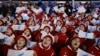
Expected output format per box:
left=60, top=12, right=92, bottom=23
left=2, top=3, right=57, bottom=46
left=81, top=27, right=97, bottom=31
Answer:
left=0, top=0, right=100, bottom=1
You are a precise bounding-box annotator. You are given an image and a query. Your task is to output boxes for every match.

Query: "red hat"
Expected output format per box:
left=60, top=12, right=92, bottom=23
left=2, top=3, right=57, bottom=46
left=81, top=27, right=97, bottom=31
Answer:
left=44, top=26, right=50, bottom=32
left=15, top=35, right=27, bottom=46
left=43, top=35, right=53, bottom=44
left=43, top=25, right=53, bottom=32
left=7, top=27, right=14, bottom=34
left=23, top=28, right=32, bottom=34
left=70, top=37, right=81, bottom=45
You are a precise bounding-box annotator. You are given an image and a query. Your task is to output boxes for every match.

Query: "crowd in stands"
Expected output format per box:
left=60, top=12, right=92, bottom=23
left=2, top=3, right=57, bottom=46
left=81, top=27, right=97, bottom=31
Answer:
left=0, top=1, right=100, bottom=56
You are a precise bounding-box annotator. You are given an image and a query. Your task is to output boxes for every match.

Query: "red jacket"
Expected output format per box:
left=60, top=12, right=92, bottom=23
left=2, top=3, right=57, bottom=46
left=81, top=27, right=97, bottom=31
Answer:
left=53, top=32, right=69, bottom=50
left=33, top=43, right=55, bottom=56
left=88, top=45, right=100, bottom=56
left=59, top=45, right=77, bottom=56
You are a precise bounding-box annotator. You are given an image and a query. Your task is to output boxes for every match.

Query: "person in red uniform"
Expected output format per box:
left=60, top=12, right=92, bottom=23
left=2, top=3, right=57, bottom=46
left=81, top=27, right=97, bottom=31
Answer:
left=59, top=37, right=81, bottom=56
left=33, top=35, right=56, bottom=56
left=12, top=35, right=28, bottom=50
left=87, top=39, right=100, bottom=56
left=8, top=35, right=36, bottom=56
left=3, top=27, right=15, bottom=56
left=33, top=3, right=44, bottom=24
left=53, top=26, right=69, bottom=55
left=35, top=26, right=53, bottom=42
left=22, top=28, right=32, bottom=41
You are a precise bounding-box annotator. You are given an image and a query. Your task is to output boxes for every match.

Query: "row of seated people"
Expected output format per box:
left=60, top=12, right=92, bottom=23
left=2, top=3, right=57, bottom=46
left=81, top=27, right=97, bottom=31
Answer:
left=0, top=1, right=100, bottom=56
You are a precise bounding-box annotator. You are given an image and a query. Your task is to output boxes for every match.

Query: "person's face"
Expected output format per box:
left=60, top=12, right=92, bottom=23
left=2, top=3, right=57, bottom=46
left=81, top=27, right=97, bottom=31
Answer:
left=13, top=19, right=17, bottom=25
left=42, top=37, right=51, bottom=47
left=7, top=2, right=11, bottom=7
left=57, top=21, right=62, bottom=26
left=43, top=20, right=48, bottom=24
left=71, top=21, right=75, bottom=26
left=84, top=4, right=88, bottom=8
left=97, top=26, right=100, bottom=32
left=29, top=21, right=35, bottom=26
left=0, top=21, right=3, bottom=26
left=87, top=15, right=92, bottom=20
left=17, top=16, right=22, bottom=21
left=6, top=28, right=12, bottom=35
left=78, top=16, right=82, bottom=21
left=97, top=40, right=100, bottom=49
left=24, top=29, right=30, bottom=36
left=71, top=13, right=75, bottom=17
left=19, top=2, right=23, bottom=7
left=61, top=27, right=67, bottom=33
left=35, top=5, right=39, bottom=9
left=71, top=38, right=80, bottom=49
left=17, top=37, right=26, bottom=48
left=44, top=27, right=50, bottom=33
left=85, top=21, right=90, bottom=26
left=4, top=17, right=9, bottom=21
left=79, top=25, right=85, bottom=31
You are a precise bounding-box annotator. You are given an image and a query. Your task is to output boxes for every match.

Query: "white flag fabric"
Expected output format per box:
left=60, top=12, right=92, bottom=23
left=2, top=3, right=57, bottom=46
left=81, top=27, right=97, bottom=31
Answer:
left=12, top=25, right=25, bottom=30
left=8, top=49, right=34, bottom=56
left=88, top=25, right=96, bottom=32
left=78, top=30, right=94, bottom=39
left=0, top=26, right=8, bottom=32
left=77, top=48, right=94, bottom=56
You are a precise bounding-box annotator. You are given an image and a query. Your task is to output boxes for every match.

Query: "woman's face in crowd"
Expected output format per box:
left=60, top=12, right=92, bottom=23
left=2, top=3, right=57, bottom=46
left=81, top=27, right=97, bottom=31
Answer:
left=29, top=21, right=35, bottom=26
left=43, top=20, right=48, bottom=24
left=18, top=2, right=23, bottom=7
left=6, top=28, right=13, bottom=35
left=71, top=38, right=80, bottom=49
left=42, top=37, right=51, bottom=47
left=79, top=25, right=85, bottom=31
left=57, top=20, right=62, bottom=26
left=97, top=26, right=100, bottom=32
left=44, top=27, right=50, bottom=33
left=13, top=19, right=18, bottom=25
left=0, top=20, right=3, bottom=26
left=85, top=21, right=90, bottom=26
left=17, top=37, right=26, bottom=48
left=24, top=29, right=30, bottom=36
left=77, top=16, right=82, bottom=21
left=71, top=21, right=75, bottom=26
left=61, top=26, right=67, bottom=33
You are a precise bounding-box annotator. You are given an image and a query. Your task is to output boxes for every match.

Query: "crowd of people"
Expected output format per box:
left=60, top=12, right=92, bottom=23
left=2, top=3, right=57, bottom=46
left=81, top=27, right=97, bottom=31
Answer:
left=0, top=1, right=100, bottom=56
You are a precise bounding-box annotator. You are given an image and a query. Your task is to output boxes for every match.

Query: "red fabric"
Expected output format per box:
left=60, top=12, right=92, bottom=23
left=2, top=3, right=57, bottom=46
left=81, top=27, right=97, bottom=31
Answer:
left=35, top=12, right=43, bottom=20
left=53, top=32, right=69, bottom=51
left=3, top=44, right=12, bottom=56
left=59, top=46, right=77, bottom=56
left=88, top=45, right=100, bottom=56
left=94, top=31, right=100, bottom=37
left=35, top=32, right=42, bottom=42
left=58, top=13, right=64, bottom=18
left=33, top=44, right=55, bottom=56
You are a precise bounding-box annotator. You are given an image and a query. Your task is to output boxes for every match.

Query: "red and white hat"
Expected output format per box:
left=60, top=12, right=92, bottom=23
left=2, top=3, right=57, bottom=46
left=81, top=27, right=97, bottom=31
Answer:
left=43, top=35, right=55, bottom=44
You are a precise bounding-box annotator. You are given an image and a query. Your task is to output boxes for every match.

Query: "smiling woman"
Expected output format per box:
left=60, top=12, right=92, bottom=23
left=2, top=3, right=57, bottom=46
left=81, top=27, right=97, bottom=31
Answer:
left=59, top=37, right=81, bottom=56
left=33, top=35, right=56, bottom=56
